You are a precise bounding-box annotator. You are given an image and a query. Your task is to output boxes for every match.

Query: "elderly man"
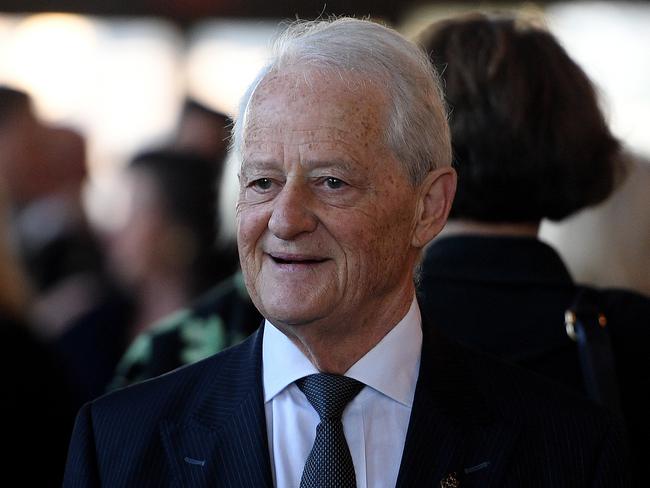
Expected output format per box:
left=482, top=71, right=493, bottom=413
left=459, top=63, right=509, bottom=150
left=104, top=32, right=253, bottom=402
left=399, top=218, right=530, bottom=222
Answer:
left=64, top=18, right=628, bottom=487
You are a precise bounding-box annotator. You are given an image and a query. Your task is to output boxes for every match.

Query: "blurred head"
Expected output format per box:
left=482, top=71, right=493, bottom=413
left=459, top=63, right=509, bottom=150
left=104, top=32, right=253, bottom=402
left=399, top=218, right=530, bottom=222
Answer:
left=0, top=86, right=30, bottom=125
left=417, top=13, right=620, bottom=223
left=45, top=127, right=87, bottom=196
left=235, top=18, right=455, bottom=334
left=107, top=150, right=220, bottom=294
left=174, top=98, right=232, bottom=164
left=0, top=86, right=49, bottom=205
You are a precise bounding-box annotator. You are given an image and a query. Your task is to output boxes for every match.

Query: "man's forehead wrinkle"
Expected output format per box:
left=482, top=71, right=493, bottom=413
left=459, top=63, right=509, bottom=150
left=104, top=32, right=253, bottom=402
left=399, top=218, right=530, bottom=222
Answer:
left=253, top=69, right=379, bottom=109
left=244, top=126, right=366, bottom=147
left=241, top=156, right=279, bottom=169
left=301, top=158, right=357, bottom=173
left=252, top=70, right=316, bottom=105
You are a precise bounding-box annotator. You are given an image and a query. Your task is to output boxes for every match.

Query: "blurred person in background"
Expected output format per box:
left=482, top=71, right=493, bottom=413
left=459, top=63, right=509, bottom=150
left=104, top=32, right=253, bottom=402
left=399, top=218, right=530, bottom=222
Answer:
left=173, top=97, right=232, bottom=167
left=416, top=13, right=650, bottom=479
left=168, top=96, right=239, bottom=268
left=110, top=103, right=258, bottom=391
left=0, top=179, right=75, bottom=486
left=109, top=269, right=262, bottom=390
left=20, top=126, right=112, bottom=337
left=105, top=148, right=233, bottom=339
left=0, top=86, right=111, bottom=340
left=170, top=96, right=238, bottom=270
left=54, top=148, right=237, bottom=408
left=0, top=86, right=45, bottom=208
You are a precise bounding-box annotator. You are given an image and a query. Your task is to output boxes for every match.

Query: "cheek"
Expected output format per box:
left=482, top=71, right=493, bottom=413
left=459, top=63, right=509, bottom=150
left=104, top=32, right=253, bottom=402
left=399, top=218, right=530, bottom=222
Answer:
left=236, top=207, right=268, bottom=255
left=334, top=219, right=383, bottom=276
left=351, top=204, right=414, bottom=277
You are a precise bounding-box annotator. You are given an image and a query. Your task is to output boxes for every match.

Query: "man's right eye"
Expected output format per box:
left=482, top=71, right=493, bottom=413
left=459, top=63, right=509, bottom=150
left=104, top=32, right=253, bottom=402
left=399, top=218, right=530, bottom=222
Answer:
left=251, top=178, right=273, bottom=191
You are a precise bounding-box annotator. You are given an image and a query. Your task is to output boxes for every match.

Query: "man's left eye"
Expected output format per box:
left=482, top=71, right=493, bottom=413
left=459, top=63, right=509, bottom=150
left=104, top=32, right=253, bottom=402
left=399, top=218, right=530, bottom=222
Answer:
left=325, top=177, right=345, bottom=189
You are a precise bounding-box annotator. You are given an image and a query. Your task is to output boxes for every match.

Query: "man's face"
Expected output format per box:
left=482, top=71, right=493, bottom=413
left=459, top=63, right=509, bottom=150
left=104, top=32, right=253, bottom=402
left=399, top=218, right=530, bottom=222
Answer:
left=236, top=70, right=421, bottom=332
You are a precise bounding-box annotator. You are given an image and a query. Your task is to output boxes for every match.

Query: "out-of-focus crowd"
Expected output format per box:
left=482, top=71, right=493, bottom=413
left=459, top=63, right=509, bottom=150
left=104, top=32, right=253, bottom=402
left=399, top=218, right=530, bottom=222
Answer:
left=0, top=87, right=242, bottom=485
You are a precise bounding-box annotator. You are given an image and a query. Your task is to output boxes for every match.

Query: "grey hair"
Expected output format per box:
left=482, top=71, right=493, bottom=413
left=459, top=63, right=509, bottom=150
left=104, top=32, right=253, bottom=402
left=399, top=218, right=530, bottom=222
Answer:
left=232, top=17, right=452, bottom=185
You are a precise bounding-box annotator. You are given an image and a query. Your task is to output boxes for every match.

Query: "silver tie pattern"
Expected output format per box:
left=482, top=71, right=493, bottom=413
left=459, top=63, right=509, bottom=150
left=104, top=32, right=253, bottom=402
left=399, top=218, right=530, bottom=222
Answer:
left=296, top=373, right=365, bottom=488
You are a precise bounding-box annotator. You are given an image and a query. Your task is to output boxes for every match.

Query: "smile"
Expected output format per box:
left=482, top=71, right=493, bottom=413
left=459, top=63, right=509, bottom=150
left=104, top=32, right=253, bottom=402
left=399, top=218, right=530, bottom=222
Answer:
left=267, top=253, right=329, bottom=266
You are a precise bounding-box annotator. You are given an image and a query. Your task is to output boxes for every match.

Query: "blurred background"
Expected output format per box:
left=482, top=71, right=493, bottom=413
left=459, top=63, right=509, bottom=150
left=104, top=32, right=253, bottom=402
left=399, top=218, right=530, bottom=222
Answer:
left=1, top=3, right=648, bottom=482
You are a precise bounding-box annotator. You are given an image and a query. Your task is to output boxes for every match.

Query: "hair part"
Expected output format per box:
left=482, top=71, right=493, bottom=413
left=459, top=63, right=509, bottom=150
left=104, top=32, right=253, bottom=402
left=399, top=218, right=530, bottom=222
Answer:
left=417, top=13, right=620, bottom=222
left=232, top=17, right=451, bottom=185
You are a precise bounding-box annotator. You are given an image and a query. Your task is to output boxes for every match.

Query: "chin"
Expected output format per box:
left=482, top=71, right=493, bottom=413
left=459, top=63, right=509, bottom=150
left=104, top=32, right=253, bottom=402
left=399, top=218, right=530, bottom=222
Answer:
left=259, top=298, right=329, bottom=328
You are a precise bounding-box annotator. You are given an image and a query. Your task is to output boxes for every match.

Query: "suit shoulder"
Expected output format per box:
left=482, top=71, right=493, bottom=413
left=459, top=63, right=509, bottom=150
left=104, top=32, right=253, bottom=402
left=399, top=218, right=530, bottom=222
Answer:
left=457, top=339, right=613, bottom=424
left=90, top=331, right=260, bottom=421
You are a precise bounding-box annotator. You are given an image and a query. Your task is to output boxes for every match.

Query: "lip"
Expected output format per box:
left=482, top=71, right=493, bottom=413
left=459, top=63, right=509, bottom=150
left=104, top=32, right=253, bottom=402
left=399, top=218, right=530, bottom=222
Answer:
left=266, top=252, right=329, bottom=265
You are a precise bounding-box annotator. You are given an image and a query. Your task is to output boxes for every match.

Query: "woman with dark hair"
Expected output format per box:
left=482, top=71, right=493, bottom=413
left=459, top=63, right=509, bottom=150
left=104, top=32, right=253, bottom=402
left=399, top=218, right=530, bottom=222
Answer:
left=416, top=12, right=650, bottom=476
left=421, top=15, right=618, bottom=223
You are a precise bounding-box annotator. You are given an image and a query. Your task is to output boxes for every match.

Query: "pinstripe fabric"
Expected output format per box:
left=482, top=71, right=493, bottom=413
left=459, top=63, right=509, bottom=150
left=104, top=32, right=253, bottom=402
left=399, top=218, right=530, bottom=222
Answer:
left=64, top=321, right=631, bottom=487
left=65, top=327, right=272, bottom=487
left=397, top=324, right=632, bottom=487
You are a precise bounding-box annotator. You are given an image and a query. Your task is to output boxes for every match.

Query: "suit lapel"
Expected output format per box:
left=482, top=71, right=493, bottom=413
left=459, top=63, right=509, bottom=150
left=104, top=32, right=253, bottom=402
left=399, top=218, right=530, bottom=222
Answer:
left=396, top=325, right=521, bottom=487
left=161, top=327, right=273, bottom=488
left=159, top=318, right=522, bottom=487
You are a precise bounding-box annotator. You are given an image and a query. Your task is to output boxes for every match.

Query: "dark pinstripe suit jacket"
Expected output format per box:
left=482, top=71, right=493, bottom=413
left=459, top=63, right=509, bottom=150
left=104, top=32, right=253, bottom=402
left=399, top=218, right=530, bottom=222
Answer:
left=64, top=323, right=631, bottom=487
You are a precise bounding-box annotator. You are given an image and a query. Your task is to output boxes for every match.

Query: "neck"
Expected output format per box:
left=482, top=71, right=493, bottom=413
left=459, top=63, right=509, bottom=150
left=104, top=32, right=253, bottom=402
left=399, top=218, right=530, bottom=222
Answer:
left=441, top=219, right=540, bottom=238
left=276, top=283, right=415, bottom=375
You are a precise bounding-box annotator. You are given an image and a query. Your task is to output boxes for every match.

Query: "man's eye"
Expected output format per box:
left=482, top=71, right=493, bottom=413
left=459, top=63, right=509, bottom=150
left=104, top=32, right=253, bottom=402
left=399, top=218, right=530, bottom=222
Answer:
left=325, top=177, right=345, bottom=189
left=252, top=178, right=273, bottom=191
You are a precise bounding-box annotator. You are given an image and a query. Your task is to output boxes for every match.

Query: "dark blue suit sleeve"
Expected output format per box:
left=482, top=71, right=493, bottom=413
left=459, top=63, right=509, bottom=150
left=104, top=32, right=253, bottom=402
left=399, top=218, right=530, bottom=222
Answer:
left=64, top=403, right=101, bottom=487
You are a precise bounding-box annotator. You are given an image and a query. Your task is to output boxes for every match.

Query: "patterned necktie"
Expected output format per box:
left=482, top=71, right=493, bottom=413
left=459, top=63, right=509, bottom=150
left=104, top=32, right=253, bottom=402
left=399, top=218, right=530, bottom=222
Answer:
left=296, top=373, right=365, bottom=488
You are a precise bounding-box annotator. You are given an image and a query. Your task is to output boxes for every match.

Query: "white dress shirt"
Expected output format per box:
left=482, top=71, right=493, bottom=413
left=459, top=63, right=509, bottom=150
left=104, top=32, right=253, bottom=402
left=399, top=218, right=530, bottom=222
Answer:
left=262, top=298, right=422, bottom=488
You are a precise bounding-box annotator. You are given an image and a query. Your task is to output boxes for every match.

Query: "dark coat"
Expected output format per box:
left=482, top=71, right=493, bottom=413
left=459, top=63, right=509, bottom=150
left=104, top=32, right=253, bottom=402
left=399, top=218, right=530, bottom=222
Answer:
left=418, top=234, right=650, bottom=479
left=64, top=322, right=629, bottom=487
left=1, top=314, right=76, bottom=487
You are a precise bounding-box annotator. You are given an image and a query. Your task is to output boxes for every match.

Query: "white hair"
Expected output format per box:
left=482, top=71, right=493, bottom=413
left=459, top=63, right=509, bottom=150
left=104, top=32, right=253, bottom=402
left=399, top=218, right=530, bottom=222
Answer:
left=232, top=17, right=452, bottom=185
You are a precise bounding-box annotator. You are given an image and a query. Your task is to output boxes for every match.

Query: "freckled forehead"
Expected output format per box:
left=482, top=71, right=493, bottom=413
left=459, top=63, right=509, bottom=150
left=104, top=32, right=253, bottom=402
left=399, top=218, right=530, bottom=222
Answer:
left=243, top=70, right=388, bottom=150
left=244, top=127, right=359, bottom=148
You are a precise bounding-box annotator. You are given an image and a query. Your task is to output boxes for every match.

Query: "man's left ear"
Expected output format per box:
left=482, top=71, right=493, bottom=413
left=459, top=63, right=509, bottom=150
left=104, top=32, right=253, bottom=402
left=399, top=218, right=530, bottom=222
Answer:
left=412, top=166, right=457, bottom=248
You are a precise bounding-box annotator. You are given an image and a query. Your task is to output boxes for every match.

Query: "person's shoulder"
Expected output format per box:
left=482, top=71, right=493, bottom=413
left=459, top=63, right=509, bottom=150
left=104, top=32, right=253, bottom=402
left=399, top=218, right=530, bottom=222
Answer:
left=90, top=330, right=260, bottom=423
left=109, top=272, right=263, bottom=390
left=447, top=339, right=632, bottom=485
left=443, top=334, right=616, bottom=431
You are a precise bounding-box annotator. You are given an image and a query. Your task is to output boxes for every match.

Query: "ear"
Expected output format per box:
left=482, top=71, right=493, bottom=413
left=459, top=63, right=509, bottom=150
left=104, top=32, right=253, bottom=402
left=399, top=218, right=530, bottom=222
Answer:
left=412, top=166, right=457, bottom=248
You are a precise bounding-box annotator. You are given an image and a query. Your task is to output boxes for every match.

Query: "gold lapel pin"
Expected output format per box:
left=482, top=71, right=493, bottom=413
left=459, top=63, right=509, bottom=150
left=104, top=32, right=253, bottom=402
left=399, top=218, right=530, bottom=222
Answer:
left=440, top=471, right=460, bottom=488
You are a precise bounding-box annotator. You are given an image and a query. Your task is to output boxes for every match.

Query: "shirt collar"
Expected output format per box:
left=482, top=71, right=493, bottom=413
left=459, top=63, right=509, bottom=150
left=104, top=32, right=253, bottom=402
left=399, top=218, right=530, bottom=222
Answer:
left=262, top=297, right=422, bottom=407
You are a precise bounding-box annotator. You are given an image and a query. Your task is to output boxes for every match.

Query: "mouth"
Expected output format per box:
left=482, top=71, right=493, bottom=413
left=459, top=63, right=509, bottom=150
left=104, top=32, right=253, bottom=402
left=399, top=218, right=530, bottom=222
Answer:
left=267, top=252, right=329, bottom=266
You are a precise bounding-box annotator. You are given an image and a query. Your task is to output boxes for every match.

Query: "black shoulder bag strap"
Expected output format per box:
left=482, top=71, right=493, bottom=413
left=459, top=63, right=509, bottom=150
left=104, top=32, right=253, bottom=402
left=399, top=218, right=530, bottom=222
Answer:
left=565, top=287, right=623, bottom=417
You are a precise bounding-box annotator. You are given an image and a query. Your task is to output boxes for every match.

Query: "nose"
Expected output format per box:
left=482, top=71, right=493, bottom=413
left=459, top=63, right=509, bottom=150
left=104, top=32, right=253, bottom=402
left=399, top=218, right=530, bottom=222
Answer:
left=268, top=179, right=318, bottom=240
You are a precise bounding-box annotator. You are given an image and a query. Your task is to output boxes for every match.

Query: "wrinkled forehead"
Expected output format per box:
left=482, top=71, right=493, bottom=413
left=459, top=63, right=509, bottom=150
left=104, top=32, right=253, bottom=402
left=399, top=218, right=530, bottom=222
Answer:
left=242, top=69, right=390, bottom=152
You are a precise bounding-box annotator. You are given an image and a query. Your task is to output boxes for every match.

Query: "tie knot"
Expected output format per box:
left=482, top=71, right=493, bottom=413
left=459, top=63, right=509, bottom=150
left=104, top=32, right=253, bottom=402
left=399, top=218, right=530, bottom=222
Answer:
left=296, top=373, right=364, bottom=420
